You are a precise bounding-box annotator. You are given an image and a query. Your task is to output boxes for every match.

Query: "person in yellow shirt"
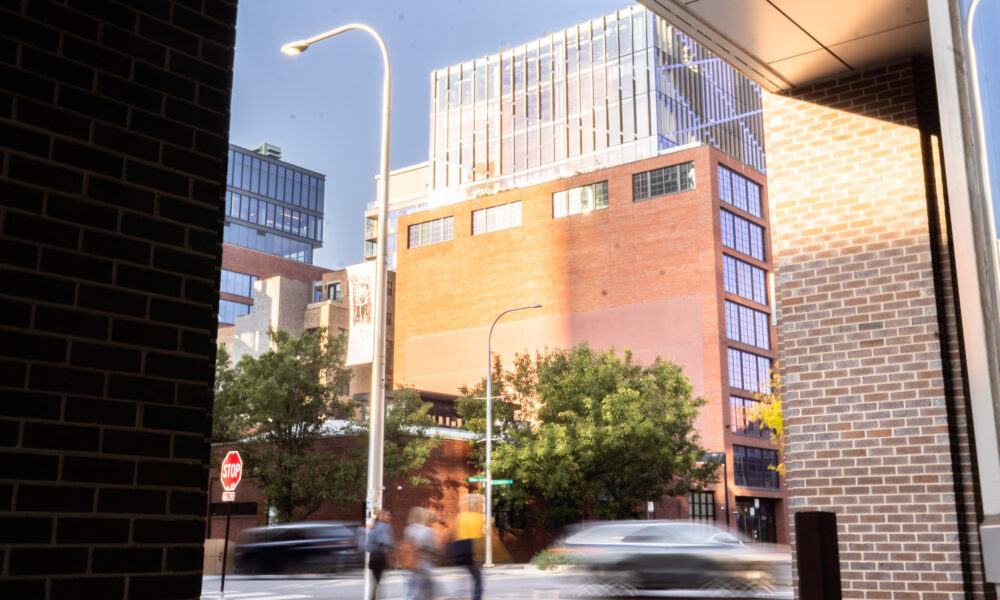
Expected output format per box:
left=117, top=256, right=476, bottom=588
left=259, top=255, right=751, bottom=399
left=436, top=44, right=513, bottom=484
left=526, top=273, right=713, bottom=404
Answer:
left=449, top=494, right=484, bottom=600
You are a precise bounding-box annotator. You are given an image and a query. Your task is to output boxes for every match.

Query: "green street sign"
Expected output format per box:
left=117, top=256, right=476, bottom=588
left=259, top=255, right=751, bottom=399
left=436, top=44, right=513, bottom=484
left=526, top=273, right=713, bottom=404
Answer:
left=468, top=477, right=513, bottom=485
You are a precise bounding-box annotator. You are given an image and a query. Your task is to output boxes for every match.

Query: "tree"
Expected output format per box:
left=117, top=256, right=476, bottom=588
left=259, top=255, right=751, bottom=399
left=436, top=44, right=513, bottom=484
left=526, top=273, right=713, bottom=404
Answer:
left=368, top=386, right=441, bottom=488
left=213, top=327, right=439, bottom=522
left=752, top=365, right=785, bottom=476
left=456, top=343, right=717, bottom=526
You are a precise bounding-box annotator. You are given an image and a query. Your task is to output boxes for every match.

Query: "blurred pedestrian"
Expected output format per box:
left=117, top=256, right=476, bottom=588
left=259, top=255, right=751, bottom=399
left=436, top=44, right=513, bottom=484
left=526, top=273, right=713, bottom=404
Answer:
left=449, top=494, right=484, bottom=600
left=366, top=509, right=394, bottom=598
left=402, top=506, right=438, bottom=600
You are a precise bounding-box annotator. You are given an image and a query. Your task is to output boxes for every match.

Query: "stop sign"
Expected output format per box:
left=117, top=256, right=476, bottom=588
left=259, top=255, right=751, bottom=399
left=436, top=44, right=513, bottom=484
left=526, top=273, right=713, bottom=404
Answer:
left=220, top=451, right=243, bottom=492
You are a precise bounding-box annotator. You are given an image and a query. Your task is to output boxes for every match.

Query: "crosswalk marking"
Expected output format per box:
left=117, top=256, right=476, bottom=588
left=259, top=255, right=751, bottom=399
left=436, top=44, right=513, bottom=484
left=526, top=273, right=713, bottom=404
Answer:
left=201, top=592, right=310, bottom=600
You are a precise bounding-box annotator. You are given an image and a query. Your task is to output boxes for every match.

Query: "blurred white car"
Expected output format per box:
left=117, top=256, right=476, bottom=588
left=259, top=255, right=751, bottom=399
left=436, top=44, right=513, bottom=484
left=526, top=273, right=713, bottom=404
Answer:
left=550, top=520, right=791, bottom=595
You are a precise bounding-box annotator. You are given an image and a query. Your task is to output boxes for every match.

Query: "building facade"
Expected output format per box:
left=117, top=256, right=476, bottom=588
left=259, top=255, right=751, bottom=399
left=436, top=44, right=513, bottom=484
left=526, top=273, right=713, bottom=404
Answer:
left=217, top=244, right=330, bottom=327
left=395, top=143, right=786, bottom=542
left=426, top=4, right=764, bottom=205
left=366, top=5, right=766, bottom=271
left=385, top=6, right=782, bottom=542
left=217, top=266, right=397, bottom=396
left=364, top=162, right=431, bottom=271
left=224, top=143, right=325, bottom=264
left=219, top=143, right=327, bottom=326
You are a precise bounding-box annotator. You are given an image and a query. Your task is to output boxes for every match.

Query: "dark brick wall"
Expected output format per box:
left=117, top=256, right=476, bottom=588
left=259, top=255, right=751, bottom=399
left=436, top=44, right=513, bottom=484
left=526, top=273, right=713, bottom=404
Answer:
left=1, top=1, right=236, bottom=598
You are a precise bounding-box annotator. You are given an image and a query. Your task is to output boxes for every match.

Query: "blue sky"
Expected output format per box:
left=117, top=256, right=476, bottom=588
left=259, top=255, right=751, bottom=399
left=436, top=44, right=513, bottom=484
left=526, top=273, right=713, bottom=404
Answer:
left=230, top=1, right=1000, bottom=271
left=229, top=0, right=625, bottom=269
left=966, top=0, right=1000, bottom=236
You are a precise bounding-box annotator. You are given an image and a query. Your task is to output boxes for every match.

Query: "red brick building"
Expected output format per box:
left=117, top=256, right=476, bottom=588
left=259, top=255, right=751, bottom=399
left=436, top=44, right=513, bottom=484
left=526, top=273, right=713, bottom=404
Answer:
left=395, top=144, right=787, bottom=543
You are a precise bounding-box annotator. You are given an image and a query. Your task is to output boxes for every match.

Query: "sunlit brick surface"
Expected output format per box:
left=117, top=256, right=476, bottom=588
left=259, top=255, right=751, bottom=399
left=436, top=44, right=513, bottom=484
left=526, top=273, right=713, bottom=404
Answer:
left=764, top=61, right=989, bottom=599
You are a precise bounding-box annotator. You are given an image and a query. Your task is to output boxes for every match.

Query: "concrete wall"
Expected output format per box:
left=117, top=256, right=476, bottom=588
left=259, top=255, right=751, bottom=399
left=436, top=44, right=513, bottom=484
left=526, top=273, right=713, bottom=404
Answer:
left=0, top=1, right=238, bottom=598
left=763, top=60, right=990, bottom=598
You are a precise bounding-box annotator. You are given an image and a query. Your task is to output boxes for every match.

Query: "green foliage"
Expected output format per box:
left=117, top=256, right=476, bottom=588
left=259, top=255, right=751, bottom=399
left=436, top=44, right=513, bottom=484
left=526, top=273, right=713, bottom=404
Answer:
left=361, top=386, right=441, bottom=487
left=530, top=549, right=571, bottom=570
left=213, top=328, right=439, bottom=522
left=457, top=343, right=716, bottom=527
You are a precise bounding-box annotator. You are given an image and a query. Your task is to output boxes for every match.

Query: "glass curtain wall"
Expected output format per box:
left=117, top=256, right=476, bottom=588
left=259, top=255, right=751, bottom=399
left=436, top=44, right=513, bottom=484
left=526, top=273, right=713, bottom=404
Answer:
left=427, top=5, right=765, bottom=206
left=224, top=144, right=325, bottom=263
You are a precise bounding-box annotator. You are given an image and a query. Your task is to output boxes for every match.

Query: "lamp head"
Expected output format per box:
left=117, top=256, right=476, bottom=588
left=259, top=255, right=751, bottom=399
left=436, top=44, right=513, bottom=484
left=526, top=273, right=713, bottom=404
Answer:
left=530, top=303, right=542, bottom=308
left=281, top=41, right=309, bottom=56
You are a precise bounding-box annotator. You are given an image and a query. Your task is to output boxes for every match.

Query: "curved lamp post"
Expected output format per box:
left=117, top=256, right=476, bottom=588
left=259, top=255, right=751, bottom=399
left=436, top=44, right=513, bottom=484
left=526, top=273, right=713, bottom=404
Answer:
left=485, top=303, right=541, bottom=567
left=282, top=25, right=391, bottom=600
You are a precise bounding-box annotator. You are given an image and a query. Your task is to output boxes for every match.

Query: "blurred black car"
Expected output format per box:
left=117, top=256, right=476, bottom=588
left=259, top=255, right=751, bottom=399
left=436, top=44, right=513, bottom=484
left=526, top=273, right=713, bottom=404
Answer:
left=550, top=520, right=790, bottom=594
left=233, top=521, right=363, bottom=574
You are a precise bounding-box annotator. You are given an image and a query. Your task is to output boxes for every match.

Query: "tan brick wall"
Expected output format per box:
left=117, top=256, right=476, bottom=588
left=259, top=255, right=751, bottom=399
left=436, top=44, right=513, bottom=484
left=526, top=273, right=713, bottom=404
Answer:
left=764, top=61, right=989, bottom=598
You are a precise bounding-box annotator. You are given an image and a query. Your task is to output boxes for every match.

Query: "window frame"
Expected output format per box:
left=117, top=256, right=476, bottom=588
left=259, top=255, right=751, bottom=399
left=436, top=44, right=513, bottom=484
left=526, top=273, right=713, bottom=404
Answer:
left=552, top=181, right=609, bottom=219
left=632, top=161, right=695, bottom=202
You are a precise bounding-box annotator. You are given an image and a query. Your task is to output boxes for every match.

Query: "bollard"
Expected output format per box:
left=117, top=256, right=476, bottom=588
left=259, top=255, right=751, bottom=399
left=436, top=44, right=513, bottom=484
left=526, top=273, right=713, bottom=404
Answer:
left=795, top=511, right=842, bottom=600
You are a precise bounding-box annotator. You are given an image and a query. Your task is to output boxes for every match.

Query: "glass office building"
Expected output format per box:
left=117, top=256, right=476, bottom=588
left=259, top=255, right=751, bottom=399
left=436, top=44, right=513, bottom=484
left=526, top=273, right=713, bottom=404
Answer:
left=427, top=5, right=764, bottom=204
left=224, top=144, right=325, bottom=264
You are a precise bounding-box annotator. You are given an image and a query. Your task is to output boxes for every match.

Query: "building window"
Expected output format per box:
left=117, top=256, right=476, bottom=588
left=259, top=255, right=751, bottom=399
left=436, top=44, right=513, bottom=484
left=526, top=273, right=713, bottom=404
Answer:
left=386, top=312, right=392, bottom=325
left=553, top=181, right=609, bottom=218
left=473, top=201, right=522, bottom=234
left=723, top=255, right=768, bottom=306
left=220, top=269, right=258, bottom=299
left=365, top=241, right=377, bottom=258
left=365, top=217, right=377, bottom=239
left=386, top=281, right=393, bottom=296
left=689, top=490, right=715, bottom=522
left=721, top=210, right=765, bottom=261
left=724, top=301, right=770, bottom=350
left=327, top=281, right=342, bottom=301
left=223, top=222, right=314, bottom=263
left=408, top=216, right=454, bottom=248
left=730, top=396, right=771, bottom=438
left=226, top=192, right=322, bottom=243
left=727, top=348, right=771, bottom=395
left=733, top=445, right=779, bottom=489
left=632, top=161, right=695, bottom=202
left=718, top=165, right=763, bottom=218
left=218, top=299, right=251, bottom=325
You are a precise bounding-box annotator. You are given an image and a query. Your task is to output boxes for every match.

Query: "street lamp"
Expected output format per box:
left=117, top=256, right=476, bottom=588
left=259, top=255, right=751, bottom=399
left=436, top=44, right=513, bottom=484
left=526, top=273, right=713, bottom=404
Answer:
left=701, top=451, right=730, bottom=527
left=485, top=303, right=541, bottom=567
left=281, top=24, right=391, bottom=600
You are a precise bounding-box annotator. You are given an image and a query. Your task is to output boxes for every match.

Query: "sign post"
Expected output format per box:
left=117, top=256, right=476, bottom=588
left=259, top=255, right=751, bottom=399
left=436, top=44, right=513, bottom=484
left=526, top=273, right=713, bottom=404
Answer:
left=219, top=451, right=243, bottom=594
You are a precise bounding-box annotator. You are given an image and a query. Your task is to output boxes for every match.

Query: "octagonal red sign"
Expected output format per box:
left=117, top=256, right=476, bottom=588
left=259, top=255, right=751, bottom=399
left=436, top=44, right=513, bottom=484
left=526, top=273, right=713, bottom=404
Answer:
left=220, top=451, right=243, bottom=492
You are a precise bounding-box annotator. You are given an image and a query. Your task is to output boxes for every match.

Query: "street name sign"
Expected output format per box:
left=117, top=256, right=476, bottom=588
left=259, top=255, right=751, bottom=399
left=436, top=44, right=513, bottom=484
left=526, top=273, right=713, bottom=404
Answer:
left=469, top=477, right=513, bottom=485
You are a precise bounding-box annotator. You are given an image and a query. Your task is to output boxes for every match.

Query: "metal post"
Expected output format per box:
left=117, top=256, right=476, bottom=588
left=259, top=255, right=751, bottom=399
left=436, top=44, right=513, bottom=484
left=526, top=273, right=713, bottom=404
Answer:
left=220, top=512, right=231, bottom=594
left=485, top=304, right=540, bottom=568
left=724, top=460, right=730, bottom=527
left=281, top=25, right=391, bottom=600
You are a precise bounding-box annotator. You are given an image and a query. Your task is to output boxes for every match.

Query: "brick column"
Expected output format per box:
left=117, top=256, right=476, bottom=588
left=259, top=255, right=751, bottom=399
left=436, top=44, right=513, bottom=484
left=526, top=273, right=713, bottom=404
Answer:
left=763, top=61, right=991, bottom=598
left=1, top=1, right=236, bottom=598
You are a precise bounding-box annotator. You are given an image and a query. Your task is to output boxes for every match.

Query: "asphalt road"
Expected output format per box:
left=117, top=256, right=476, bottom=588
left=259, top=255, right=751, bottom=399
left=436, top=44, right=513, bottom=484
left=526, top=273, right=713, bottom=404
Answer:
left=200, top=566, right=793, bottom=600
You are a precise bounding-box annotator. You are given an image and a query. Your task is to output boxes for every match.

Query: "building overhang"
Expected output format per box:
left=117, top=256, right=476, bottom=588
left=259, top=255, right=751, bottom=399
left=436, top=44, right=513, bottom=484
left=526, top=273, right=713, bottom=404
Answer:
left=639, top=0, right=932, bottom=92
